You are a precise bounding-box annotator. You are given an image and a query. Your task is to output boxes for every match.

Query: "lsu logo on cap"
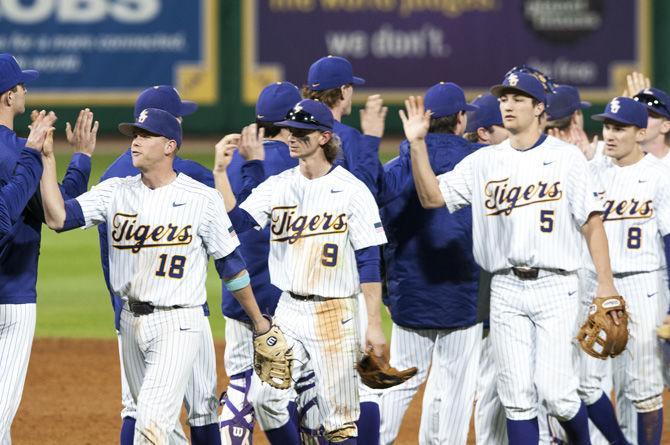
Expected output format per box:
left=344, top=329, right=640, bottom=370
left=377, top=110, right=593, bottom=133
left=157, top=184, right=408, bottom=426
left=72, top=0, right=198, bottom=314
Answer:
left=138, top=109, right=149, bottom=123
left=507, top=73, right=519, bottom=86
left=610, top=99, right=621, bottom=114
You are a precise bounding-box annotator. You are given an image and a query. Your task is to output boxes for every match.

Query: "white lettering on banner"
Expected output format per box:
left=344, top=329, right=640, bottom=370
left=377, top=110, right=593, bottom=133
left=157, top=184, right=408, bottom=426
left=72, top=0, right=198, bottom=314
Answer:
left=0, top=0, right=160, bottom=24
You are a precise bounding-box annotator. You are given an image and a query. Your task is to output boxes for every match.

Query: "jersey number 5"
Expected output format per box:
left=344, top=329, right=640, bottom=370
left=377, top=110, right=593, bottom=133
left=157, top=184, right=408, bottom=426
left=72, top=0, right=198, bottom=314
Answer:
left=540, top=210, right=554, bottom=233
left=156, top=254, right=187, bottom=279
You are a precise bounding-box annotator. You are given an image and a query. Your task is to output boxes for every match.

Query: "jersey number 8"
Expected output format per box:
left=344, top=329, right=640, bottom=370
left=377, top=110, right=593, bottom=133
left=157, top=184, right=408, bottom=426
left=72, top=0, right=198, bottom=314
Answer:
left=156, top=254, right=187, bottom=278
left=626, top=227, right=641, bottom=249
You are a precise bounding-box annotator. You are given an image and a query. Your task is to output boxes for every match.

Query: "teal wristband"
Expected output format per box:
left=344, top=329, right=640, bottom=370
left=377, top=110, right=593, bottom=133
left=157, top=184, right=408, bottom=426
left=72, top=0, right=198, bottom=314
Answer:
left=225, top=271, right=251, bottom=292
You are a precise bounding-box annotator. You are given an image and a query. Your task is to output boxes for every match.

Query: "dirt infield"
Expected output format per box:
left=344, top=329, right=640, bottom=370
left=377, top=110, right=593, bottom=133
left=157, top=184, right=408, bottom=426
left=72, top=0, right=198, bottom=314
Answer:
left=11, top=338, right=670, bottom=444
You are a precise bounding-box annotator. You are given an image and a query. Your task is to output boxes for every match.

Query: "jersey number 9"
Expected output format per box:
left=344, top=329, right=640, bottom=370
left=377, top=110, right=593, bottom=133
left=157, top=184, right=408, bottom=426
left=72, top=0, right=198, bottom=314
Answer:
left=322, top=243, right=338, bottom=267
left=156, top=254, right=187, bottom=279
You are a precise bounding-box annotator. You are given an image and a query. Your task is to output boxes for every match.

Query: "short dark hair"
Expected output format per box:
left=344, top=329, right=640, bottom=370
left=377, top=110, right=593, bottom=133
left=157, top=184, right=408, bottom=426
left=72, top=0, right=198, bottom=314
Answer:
left=463, top=132, right=478, bottom=142
left=256, top=120, right=282, bottom=138
left=301, top=85, right=345, bottom=108
left=429, top=112, right=462, bottom=134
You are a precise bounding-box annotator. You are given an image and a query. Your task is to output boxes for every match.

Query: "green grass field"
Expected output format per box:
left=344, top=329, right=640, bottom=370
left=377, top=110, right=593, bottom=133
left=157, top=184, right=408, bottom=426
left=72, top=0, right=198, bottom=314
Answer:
left=35, top=151, right=395, bottom=339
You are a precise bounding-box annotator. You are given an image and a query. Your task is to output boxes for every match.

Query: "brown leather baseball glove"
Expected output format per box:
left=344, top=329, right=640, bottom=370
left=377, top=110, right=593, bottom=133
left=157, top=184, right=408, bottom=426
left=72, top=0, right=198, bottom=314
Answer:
left=577, top=295, right=629, bottom=359
left=253, top=319, right=293, bottom=389
left=356, top=354, right=417, bottom=389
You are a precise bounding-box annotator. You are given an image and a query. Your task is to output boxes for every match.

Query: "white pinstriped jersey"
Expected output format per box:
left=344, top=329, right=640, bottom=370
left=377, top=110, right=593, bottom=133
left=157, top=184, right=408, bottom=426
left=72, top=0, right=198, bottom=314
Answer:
left=438, top=135, right=602, bottom=273
left=659, top=152, right=670, bottom=169
left=76, top=173, right=239, bottom=307
left=585, top=155, right=670, bottom=274
left=239, top=165, right=387, bottom=298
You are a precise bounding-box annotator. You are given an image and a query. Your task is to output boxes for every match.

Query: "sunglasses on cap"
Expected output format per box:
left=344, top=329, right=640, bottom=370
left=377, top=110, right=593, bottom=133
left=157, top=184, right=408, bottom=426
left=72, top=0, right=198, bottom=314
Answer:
left=285, top=108, right=329, bottom=128
left=633, top=92, right=670, bottom=115
left=504, top=64, right=557, bottom=93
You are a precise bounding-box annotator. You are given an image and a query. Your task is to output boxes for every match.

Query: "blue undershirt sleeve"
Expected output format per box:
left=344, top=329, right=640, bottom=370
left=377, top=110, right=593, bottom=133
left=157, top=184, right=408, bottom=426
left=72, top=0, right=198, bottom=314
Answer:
left=228, top=205, right=259, bottom=233
left=355, top=245, right=381, bottom=283
left=214, top=248, right=247, bottom=280
left=59, top=199, right=86, bottom=232
left=239, top=160, right=265, bottom=202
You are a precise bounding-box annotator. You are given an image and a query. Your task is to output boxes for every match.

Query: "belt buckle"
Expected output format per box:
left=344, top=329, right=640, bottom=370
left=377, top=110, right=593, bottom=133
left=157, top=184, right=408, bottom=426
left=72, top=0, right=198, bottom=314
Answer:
left=512, top=267, right=539, bottom=280
left=129, top=301, right=154, bottom=316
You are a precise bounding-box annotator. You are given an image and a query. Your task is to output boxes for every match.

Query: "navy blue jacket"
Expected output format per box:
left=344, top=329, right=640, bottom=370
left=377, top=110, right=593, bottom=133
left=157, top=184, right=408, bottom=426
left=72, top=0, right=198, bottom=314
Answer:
left=98, top=148, right=214, bottom=329
left=223, top=140, right=298, bottom=321
left=0, top=125, right=90, bottom=303
left=381, top=134, right=480, bottom=329
left=333, top=121, right=380, bottom=198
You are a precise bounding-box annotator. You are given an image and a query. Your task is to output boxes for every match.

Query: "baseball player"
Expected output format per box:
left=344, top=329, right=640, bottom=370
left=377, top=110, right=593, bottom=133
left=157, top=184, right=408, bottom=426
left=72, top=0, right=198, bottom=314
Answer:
left=217, top=81, right=300, bottom=444
left=463, top=93, right=508, bottom=147
left=301, top=56, right=390, bottom=443
left=39, top=108, right=271, bottom=445
left=375, top=81, right=482, bottom=445
left=301, top=55, right=386, bottom=197
left=214, top=99, right=388, bottom=444
left=633, top=87, right=670, bottom=165
left=578, top=97, right=669, bottom=445
left=543, top=84, right=600, bottom=161
left=402, top=72, right=618, bottom=444
left=0, top=53, right=93, bottom=444
left=97, top=86, right=221, bottom=445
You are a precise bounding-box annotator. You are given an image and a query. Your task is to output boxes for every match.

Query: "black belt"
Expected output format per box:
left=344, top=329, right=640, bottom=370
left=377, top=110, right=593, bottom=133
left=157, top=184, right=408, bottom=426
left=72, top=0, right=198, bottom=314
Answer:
left=128, top=301, right=181, bottom=316
left=288, top=291, right=320, bottom=301
left=511, top=267, right=539, bottom=280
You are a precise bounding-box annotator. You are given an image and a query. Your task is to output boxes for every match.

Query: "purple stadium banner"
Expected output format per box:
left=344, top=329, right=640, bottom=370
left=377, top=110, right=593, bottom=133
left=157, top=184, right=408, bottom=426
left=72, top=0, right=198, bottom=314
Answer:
left=241, top=0, right=650, bottom=104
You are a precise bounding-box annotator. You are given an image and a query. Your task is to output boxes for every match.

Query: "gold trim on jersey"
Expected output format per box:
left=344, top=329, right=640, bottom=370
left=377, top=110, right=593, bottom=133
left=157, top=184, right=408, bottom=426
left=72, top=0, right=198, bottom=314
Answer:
left=110, top=212, right=193, bottom=253
left=484, top=178, right=562, bottom=216
left=270, top=205, right=348, bottom=244
left=602, top=199, right=653, bottom=222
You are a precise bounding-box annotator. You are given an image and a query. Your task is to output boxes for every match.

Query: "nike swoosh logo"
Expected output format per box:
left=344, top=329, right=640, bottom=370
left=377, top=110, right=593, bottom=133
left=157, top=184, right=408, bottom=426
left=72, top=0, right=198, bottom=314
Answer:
left=639, top=179, right=648, bottom=183
left=331, top=189, right=343, bottom=193
left=341, top=318, right=352, bottom=325
left=648, top=292, right=657, bottom=298
left=543, top=161, right=554, bottom=166
left=172, top=202, right=186, bottom=207
left=568, top=290, right=577, bottom=296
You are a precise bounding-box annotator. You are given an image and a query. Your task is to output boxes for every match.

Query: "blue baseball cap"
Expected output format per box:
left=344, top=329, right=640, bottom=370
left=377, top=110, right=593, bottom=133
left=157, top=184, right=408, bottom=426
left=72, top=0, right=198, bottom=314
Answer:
left=546, top=85, right=591, bottom=120
left=118, top=108, right=183, bottom=147
left=424, top=82, right=477, bottom=119
left=633, top=87, right=670, bottom=120
left=134, top=86, right=197, bottom=119
left=255, top=82, right=302, bottom=123
left=465, top=93, right=503, bottom=133
left=0, top=54, right=38, bottom=94
left=490, top=72, right=547, bottom=104
left=307, top=56, right=365, bottom=91
left=592, top=97, right=648, bottom=128
left=276, top=99, right=334, bottom=131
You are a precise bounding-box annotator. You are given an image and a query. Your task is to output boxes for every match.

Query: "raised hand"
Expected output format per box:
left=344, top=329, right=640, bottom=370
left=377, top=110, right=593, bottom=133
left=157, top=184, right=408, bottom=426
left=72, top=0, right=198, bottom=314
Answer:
left=25, top=110, right=57, bottom=152
left=622, top=71, right=651, bottom=97
left=213, top=133, right=240, bottom=173
left=238, top=124, right=265, bottom=161
left=360, top=94, right=388, bottom=138
left=66, top=108, right=98, bottom=156
left=399, top=96, right=431, bottom=143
